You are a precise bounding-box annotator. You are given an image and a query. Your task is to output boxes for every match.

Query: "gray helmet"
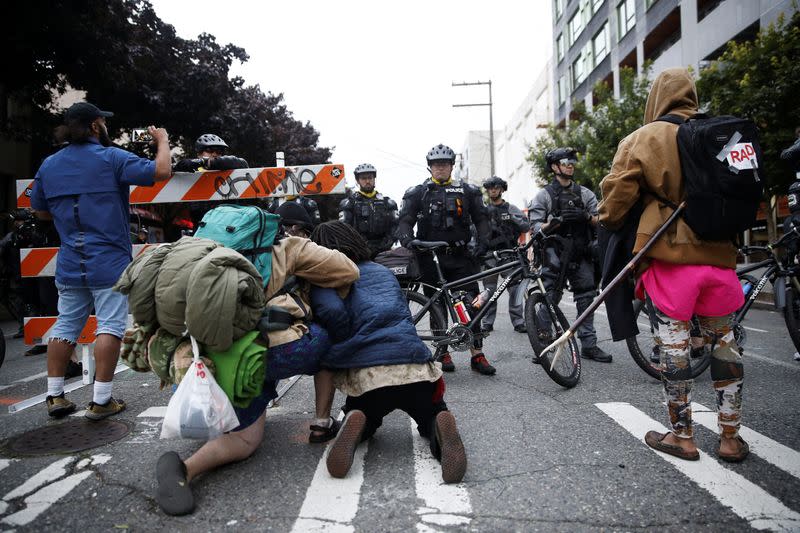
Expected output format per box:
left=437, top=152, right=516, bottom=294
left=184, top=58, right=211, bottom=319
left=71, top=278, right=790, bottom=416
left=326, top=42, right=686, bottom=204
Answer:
left=195, top=133, right=229, bottom=154
left=354, top=163, right=377, bottom=178
left=426, top=144, right=456, bottom=165
left=483, top=176, right=508, bottom=191
left=545, top=147, right=578, bottom=169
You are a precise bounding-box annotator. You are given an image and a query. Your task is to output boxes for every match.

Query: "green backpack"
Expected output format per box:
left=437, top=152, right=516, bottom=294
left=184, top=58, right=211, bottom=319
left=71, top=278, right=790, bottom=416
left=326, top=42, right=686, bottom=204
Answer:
left=194, top=205, right=280, bottom=287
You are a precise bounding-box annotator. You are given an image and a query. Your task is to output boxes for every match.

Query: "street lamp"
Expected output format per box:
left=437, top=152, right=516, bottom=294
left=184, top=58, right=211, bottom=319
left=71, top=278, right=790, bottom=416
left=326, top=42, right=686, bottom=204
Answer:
left=452, top=80, right=495, bottom=177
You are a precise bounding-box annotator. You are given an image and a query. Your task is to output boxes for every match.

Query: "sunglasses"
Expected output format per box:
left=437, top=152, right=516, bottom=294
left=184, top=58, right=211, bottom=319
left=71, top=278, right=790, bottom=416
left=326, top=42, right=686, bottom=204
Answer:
left=559, top=158, right=577, bottom=166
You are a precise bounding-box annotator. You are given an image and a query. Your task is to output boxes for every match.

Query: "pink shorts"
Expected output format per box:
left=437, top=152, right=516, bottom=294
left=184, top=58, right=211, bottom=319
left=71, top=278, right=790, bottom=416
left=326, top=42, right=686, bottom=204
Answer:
left=636, top=260, right=743, bottom=321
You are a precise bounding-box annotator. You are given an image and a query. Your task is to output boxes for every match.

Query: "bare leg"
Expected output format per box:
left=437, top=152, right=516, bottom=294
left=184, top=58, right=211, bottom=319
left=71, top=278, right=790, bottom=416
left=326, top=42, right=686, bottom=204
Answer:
left=314, top=370, right=336, bottom=420
left=184, top=411, right=265, bottom=481
left=46, top=339, right=74, bottom=378
left=93, top=333, right=121, bottom=382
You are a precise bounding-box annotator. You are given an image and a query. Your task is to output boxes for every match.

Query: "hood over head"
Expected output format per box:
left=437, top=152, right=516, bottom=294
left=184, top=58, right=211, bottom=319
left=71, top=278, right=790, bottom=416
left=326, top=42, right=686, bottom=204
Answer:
left=643, top=67, right=699, bottom=124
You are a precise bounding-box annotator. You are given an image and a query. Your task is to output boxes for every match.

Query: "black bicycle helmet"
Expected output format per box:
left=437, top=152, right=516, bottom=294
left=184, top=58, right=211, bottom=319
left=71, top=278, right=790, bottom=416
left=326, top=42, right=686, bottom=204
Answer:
left=483, top=176, right=508, bottom=191
left=426, top=144, right=456, bottom=165
left=545, top=147, right=578, bottom=169
left=195, top=133, right=229, bottom=154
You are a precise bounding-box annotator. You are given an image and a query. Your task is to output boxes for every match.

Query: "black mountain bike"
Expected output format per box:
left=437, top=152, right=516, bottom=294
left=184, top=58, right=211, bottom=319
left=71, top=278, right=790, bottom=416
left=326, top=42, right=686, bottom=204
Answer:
left=402, top=233, right=582, bottom=388
left=626, top=225, right=800, bottom=379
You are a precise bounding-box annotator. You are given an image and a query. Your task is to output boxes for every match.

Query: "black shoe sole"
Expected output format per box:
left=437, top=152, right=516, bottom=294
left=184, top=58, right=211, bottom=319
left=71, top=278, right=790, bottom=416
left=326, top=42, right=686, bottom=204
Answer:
left=156, top=452, right=194, bottom=516
left=327, top=411, right=366, bottom=478
left=435, top=411, right=467, bottom=483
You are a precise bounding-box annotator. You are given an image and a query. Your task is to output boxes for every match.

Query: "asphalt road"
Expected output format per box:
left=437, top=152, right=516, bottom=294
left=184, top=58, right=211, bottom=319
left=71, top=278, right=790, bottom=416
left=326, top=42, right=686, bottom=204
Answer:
left=1, top=293, right=799, bottom=532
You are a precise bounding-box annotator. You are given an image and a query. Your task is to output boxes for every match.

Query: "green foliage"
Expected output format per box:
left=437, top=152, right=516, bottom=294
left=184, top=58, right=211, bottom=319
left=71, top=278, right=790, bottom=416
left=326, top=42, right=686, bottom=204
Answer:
left=696, top=9, right=800, bottom=197
left=528, top=67, right=651, bottom=191
left=1, top=0, right=331, bottom=170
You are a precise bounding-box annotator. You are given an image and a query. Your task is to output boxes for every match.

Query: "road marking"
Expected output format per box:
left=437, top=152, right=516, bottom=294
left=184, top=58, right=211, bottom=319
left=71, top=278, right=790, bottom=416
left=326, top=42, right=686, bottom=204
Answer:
left=596, top=402, right=800, bottom=532
left=747, top=351, right=800, bottom=371
left=2, top=457, right=76, bottom=501
left=0, top=459, right=16, bottom=473
left=411, top=420, right=472, bottom=529
left=1, top=471, right=93, bottom=527
left=691, top=403, right=800, bottom=480
left=743, top=326, right=769, bottom=333
left=290, top=412, right=368, bottom=533
left=137, top=406, right=168, bottom=418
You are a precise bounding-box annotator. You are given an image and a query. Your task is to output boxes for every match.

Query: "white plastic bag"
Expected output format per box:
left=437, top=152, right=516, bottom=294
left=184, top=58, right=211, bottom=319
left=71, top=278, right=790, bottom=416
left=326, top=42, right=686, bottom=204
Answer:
left=161, top=336, right=239, bottom=440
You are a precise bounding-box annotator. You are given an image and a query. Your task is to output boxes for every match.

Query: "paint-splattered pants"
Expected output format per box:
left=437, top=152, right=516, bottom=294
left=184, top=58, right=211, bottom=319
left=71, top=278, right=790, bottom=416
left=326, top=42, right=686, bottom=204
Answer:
left=651, top=304, right=743, bottom=439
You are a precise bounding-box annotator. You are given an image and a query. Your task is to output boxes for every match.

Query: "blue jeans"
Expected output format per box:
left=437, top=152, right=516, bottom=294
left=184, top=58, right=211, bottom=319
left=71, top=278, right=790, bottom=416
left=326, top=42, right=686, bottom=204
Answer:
left=50, top=282, right=129, bottom=343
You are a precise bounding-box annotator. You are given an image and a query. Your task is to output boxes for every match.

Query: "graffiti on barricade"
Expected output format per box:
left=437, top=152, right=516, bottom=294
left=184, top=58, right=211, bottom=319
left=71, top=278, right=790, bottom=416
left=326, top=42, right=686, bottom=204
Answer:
left=212, top=165, right=342, bottom=200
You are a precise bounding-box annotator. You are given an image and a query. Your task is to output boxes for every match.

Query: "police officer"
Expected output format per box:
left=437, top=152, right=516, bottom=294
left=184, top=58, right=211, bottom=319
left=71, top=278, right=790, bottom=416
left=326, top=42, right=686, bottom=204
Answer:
left=397, top=144, right=495, bottom=375
left=528, top=147, right=612, bottom=362
left=339, top=163, right=398, bottom=258
left=481, top=176, right=530, bottom=333
left=173, top=134, right=249, bottom=172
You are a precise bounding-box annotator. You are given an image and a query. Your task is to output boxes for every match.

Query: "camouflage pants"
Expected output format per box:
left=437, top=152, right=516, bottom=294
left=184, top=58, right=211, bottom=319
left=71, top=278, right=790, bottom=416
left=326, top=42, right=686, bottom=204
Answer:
left=651, top=305, right=743, bottom=439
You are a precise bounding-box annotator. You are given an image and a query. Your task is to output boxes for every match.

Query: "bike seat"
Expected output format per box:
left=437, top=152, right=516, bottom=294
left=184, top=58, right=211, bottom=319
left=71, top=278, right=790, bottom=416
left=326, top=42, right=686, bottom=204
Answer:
left=408, top=240, right=449, bottom=250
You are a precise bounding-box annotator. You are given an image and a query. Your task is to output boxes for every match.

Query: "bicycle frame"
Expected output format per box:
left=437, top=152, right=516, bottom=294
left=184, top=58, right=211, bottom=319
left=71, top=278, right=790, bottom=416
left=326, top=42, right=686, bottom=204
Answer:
left=408, top=237, right=549, bottom=343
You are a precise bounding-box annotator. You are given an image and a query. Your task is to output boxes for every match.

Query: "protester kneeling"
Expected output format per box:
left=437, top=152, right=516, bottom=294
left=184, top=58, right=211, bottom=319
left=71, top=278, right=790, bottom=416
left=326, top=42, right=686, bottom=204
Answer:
left=309, top=221, right=467, bottom=483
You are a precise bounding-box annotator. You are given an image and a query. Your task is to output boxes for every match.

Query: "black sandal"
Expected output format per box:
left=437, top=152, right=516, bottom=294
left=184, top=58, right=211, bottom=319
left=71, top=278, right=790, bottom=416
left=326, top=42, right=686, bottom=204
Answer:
left=155, top=451, right=195, bottom=516
left=309, top=417, right=341, bottom=443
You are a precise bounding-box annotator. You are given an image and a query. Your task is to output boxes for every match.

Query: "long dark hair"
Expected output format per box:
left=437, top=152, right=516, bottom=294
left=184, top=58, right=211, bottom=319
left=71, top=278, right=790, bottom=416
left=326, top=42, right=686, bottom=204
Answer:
left=309, top=221, right=371, bottom=263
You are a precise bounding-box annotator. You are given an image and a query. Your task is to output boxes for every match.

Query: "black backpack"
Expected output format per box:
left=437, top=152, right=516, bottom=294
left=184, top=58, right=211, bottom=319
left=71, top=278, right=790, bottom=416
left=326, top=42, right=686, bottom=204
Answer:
left=656, top=114, right=764, bottom=241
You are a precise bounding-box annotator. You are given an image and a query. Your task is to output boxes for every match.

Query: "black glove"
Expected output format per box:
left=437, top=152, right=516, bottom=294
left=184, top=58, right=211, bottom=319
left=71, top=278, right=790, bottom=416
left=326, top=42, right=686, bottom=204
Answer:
left=473, top=241, right=489, bottom=258
left=561, top=206, right=589, bottom=223
left=545, top=216, right=563, bottom=234
left=400, top=236, right=413, bottom=248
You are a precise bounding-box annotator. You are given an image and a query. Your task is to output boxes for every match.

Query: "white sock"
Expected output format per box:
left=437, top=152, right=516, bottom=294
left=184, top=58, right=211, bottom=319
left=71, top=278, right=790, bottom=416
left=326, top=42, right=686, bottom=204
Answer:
left=47, top=377, right=65, bottom=398
left=93, top=380, right=113, bottom=405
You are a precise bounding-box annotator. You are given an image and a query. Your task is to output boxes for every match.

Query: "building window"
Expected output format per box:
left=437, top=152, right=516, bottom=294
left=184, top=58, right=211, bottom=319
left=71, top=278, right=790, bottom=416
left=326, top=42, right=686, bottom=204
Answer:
left=592, top=0, right=605, bottom=14
left=554, top=0, right=564, bottom=20
left=572, top=55, right=587, bottom=87
left=558, top=75, right=568, bottom=105
left=593, top=23, right=610, bottom=64
left=617, top=0, right=636, bottom=40
left=568, top=10, right=584, bottom=45
left=645, top=0, right=659, bottom=9
left=557, top=33, right=565, bottom=61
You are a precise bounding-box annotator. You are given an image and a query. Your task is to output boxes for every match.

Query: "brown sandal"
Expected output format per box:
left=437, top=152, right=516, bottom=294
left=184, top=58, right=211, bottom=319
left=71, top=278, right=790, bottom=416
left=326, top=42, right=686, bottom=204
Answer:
left=719, top=436, right=749, bottom=463
left=644, top=430, right=700, bottom=461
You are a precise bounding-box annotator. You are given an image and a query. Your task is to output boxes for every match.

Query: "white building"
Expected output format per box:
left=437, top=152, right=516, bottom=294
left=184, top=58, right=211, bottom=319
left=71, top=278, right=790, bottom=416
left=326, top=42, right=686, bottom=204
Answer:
left=496, top=62, right=554, bottom=210
left=454, top=130, right=499, bottom=188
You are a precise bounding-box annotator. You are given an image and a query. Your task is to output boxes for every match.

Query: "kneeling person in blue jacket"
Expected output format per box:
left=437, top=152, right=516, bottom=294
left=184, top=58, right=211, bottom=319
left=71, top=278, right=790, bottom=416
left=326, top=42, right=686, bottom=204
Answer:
left=309, top=221, right=467, bottom=483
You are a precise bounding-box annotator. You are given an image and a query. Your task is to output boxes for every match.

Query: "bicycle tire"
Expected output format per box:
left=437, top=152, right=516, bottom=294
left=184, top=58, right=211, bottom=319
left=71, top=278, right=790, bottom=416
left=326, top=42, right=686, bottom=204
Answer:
left=782, top=283, right=800, bottom=353
left=524, top=291, right=581, bottom=388
left=404, top=289, right=448, bottom=350
left=626, top=300, right=712, bottom=380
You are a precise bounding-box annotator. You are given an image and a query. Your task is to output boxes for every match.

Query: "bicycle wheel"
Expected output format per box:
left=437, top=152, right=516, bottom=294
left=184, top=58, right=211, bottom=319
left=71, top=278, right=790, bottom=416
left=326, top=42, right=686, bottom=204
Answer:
left=782, top=282, right=800, bottom=353
left=524, top=291, right=581, bottom=388
left=404, top=289, right=448, bottom=350
left=626, top=300, right=712, bottom=380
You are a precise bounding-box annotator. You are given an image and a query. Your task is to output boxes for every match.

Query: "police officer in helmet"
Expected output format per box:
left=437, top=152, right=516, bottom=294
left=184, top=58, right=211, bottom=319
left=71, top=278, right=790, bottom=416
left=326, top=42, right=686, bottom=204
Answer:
left=173, top=133, right=249, bottom=172
left=339, top=163, right=398, bottom=258
left=528, top=147, right=612, bottom=362
left=397, top=144, right=496, bottom=375
left=481, top=176, right=530, bottom=333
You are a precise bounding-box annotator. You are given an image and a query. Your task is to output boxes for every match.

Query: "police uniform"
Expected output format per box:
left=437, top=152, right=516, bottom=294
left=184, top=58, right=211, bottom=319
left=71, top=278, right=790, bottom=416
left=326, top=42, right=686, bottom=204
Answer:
left=481, top=200, right=530, bottom=330
left=339, top=191, right=398, bottom=258
left=397, top=177, right=490, bottom=350
left=528, top=180, right=600, bottom=351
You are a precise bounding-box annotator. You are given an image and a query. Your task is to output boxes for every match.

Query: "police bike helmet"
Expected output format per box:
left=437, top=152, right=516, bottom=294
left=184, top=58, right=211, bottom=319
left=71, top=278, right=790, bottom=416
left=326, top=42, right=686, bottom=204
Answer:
left=426, top=144, right=456, bottom=166
left=545, top=147, right=578, bottom=170
left=483, top=176, right=508, bottom=191
left=788, top=179, right=800, bottom=214
left=353, top=163, right=377, bottom=178
left=195, top=133, right=229, bottom=154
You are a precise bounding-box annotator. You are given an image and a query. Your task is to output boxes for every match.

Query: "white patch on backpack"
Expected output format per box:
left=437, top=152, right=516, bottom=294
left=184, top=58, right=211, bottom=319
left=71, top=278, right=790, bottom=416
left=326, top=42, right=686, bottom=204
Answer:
left=725, top=142, right=758, bottom=170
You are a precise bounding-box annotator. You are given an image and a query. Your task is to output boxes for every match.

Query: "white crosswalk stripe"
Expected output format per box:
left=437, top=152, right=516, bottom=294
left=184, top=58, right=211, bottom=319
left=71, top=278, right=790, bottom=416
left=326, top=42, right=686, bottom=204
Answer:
left=596, top=402, right=800, bottom=532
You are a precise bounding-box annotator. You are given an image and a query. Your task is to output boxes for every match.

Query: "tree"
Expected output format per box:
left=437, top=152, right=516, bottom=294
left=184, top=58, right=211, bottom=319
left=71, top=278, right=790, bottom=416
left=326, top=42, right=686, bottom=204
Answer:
left=2, top=0, right=331, bottom=175
left=528, top=67, right=651, bottom=192
left=696, top=9, right=800, bottom=199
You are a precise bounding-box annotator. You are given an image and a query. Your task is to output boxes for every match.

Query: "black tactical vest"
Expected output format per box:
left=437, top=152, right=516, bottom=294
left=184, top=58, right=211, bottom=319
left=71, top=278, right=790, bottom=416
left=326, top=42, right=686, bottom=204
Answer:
left=353, top=194, right=390, bottom=237
left=487, top=203, right=517, bottom=250
left=545, top=181, right=591, bottom=245
left=419, top=181, right=471, bottom=242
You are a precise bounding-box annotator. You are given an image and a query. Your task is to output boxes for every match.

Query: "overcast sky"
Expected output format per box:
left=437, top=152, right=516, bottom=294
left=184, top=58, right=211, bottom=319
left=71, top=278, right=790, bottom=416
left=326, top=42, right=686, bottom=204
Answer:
left=151, top=0, right=553, bottom=202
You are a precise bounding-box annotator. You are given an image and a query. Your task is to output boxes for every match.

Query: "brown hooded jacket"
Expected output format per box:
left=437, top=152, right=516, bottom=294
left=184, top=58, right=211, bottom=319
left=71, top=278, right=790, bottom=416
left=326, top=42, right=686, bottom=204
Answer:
left=598, top=67, right=737, bottom=269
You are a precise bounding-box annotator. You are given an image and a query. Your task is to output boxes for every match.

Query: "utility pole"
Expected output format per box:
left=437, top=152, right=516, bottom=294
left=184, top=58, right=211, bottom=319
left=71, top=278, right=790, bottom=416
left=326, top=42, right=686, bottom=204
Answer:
left=452, top=80, right=495, bottom=177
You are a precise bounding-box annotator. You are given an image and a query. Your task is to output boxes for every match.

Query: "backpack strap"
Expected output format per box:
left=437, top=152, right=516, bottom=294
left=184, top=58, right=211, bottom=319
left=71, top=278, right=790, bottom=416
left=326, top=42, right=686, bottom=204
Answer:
left=545, top=182, right=561, bottom=216
left=655, top=114, right=685, bottom=125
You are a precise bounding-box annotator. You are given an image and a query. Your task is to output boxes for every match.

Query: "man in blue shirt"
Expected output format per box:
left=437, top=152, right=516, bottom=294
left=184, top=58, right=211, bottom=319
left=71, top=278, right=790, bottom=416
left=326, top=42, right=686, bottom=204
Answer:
left=31, top=101, right=172, bottom=419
